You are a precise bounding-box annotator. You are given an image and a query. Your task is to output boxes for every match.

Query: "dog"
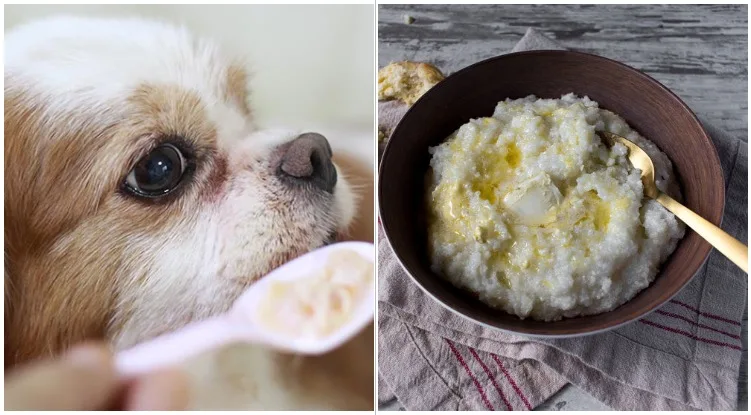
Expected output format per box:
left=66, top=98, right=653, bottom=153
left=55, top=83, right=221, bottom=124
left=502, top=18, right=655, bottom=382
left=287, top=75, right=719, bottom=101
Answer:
left=5, top=16, right=374, bottom=409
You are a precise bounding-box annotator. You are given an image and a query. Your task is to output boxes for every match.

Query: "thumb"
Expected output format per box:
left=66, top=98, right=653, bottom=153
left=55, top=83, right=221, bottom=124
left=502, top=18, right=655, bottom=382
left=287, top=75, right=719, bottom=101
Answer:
left=5, top=343, right=121, bottom=411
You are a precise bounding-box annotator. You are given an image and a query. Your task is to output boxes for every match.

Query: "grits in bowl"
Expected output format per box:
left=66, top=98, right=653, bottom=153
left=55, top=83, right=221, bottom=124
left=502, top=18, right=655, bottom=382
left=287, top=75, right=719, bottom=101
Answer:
left=426, top=94, right=685, bottom=321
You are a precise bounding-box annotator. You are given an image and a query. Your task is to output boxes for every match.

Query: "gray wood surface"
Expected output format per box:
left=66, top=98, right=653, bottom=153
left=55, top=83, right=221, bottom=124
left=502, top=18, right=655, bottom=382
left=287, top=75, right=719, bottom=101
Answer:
left=379, top=4, right=747, bottom=141
left=378, top=4, right=748, bottom=411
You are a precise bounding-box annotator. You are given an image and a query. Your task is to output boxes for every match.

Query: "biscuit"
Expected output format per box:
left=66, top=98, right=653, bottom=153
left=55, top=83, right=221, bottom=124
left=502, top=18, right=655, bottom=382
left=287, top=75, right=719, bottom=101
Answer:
left=378, top=128, right=389, bottom=144
left=377, top=61, right=445, bottom=106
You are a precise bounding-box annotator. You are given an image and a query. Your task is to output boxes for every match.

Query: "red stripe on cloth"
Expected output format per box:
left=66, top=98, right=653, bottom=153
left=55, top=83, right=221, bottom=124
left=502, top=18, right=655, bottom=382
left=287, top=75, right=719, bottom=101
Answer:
left=639, top=319, right=742, bottom=351
left=468, top=348, right=512, bottom=410
left=491, top=353, right=533, bottom=410
left=444, top=339, right=495, bottom=410
left=669, top=299, right=741, bottom=326
left=654, top=309, right=741, bottom=340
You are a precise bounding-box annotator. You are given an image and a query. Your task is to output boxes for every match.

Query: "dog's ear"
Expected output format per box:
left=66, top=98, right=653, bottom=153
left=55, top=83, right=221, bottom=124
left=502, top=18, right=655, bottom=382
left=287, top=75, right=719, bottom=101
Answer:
left=4, top=81, right=44, bottom=249
left=5, top=84, right=30, bottom=367
left=3, top=83, right=114, bottom=368
left=5, top=258, right=14, bottom=369
left=225, top=63, right=252, bottom=118
left=5, top=86, right=21, bottom=367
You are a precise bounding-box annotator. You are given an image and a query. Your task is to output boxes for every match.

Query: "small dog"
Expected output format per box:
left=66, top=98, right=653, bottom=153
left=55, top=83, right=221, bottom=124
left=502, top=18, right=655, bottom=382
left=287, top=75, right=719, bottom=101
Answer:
left=5, top=16, right=373, bottom=409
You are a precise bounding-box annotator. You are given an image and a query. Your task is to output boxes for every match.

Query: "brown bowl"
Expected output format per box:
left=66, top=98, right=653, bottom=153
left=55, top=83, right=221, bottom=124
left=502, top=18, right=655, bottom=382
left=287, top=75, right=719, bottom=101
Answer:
left=378, top=50, right=725, bottom=337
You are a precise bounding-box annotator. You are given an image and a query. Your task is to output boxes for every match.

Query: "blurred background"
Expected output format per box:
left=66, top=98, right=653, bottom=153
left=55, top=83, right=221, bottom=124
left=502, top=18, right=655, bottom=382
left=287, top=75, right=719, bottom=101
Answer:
left=5, top=4, right=375, bottom=133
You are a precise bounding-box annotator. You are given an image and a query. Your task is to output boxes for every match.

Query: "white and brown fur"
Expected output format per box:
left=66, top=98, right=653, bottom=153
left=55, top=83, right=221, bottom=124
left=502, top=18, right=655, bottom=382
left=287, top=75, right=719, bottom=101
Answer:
left=4, top=16, right=373, bottom=409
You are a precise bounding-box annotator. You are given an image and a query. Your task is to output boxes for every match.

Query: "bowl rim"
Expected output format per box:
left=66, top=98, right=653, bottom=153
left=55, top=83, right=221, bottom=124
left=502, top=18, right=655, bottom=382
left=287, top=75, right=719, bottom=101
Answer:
left=378, top=49, right=726, bottom=337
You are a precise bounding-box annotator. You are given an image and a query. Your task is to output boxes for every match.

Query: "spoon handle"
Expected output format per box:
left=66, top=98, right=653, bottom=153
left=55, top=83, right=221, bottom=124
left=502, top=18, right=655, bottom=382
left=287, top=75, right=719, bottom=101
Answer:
left=115, top=317, right=250, bottom=377
left=656, top=192, right=748, bottom=273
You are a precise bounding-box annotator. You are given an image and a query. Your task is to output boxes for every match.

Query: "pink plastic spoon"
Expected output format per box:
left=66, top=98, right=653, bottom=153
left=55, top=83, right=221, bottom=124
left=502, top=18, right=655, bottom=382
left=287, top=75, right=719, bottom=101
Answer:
left=115, top=241, right=374, bottom=377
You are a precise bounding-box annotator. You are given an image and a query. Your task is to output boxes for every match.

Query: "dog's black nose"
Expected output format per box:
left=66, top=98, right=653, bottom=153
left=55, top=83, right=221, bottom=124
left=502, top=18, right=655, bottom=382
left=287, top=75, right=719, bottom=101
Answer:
left=278, top=132, right=337, bottom=193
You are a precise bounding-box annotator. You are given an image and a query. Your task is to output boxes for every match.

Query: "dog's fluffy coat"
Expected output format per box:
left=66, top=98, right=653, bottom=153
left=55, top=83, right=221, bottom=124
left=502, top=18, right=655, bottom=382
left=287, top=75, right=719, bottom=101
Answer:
left=5, top=16, right=373, bottom=409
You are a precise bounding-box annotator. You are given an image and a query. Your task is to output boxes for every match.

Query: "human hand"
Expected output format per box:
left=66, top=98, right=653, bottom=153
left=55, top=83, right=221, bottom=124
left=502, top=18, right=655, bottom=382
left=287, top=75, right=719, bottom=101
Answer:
left=5, top=342, right=189, bottom=410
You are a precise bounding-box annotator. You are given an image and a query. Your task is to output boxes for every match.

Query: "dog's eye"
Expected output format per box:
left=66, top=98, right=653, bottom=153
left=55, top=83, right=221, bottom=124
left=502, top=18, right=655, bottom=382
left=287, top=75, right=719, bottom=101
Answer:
left=124, top=144, right=186, bottom=197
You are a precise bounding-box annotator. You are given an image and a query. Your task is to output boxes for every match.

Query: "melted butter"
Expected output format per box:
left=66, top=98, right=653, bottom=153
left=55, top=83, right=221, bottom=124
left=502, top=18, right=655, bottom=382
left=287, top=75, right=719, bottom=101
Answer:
left=594, top=202, right=611, bottom=230
left=505, top=142, right=522, bottom=168
left=503, top=173, right=562, bottom=226
left=430, top=183, right=471, bottom=241
left=491, top=250, right=513, bottom=270
left=471, top=180, right=498, bottom=204
left=472, top=147, right=513, bottom=203
left=498, top=273, right=512, bottom=289
left=613, top=197, right=630, bottom=211
left=463, top=139, right=524, bottom=204
left=489, top=251, right=513, bottom=288
left=581, top=191, right=611, bottom=231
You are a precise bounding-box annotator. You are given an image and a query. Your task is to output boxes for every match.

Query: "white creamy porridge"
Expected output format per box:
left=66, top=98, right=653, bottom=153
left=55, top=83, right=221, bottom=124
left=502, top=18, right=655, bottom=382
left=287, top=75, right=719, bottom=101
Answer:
left=426, top=94, right=685, bottom=321
left=256, top=249, right=374, bottom=338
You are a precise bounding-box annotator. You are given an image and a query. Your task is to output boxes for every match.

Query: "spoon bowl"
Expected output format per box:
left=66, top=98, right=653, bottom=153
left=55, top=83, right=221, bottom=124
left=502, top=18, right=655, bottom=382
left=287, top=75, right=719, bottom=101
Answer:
left=230, top=241, right=375, bottom=354
left=598, top=131, right=658, bottom=199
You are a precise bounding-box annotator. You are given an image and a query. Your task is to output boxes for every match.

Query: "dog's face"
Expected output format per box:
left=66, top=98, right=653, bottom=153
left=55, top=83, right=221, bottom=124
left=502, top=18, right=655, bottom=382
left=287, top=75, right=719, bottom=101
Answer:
left=4, top=17, right=356, bottom=363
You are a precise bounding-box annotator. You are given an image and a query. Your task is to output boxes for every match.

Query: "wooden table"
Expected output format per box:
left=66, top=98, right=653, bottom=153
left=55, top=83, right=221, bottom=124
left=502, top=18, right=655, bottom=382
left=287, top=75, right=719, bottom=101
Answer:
left=378, top=4, right=747, bottom=411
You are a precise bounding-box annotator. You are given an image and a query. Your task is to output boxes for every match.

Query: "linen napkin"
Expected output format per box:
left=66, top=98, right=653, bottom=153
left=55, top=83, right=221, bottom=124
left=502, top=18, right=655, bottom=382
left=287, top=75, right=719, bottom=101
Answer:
left=377, top=28, right=747, bottom=411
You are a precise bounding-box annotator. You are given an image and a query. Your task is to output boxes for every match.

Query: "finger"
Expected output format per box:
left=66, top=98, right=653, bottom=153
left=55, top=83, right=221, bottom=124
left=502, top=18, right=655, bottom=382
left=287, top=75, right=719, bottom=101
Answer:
left=123, top=367, right=190, bottom=411
left=4, top=343, right=121, bottom=411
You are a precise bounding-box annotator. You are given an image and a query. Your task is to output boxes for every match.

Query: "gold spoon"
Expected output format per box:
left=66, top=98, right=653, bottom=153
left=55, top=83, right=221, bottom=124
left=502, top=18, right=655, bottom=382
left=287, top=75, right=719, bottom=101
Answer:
left=599, top=131, right=748, bottom=273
